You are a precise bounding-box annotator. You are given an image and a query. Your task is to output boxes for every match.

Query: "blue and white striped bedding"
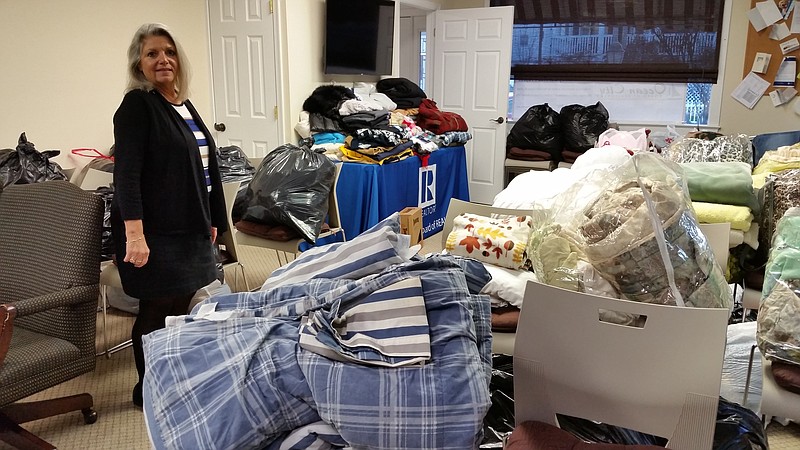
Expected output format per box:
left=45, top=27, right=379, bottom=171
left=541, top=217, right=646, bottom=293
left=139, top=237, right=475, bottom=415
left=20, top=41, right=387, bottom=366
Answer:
left=299, top=276, right=432, bottom=367
left=142, top=215, right=493, bottom=450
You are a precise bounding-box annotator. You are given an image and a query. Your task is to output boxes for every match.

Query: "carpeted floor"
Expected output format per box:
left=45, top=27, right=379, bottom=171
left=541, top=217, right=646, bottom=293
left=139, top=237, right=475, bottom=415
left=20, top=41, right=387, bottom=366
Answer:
left=5, top=239, right=800, bottom=449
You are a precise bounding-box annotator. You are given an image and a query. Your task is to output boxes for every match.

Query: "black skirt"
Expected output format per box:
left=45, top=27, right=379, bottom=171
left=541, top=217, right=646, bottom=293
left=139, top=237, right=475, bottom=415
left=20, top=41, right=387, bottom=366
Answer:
left=112, top=229, right=217, bottom=300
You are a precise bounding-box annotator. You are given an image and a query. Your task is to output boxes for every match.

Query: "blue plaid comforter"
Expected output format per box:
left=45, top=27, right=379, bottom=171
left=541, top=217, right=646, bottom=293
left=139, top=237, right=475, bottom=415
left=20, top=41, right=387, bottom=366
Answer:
left=142, top=255, right=492, bottom=450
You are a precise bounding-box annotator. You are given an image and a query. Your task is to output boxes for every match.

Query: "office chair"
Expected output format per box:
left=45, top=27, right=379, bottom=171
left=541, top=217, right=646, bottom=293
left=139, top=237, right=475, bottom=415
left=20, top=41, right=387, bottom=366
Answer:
left=510, top=281, right=729, bottom=450
left=73, top=168, right=131, bottom=358
left=0, top=181, right=104, bottom=449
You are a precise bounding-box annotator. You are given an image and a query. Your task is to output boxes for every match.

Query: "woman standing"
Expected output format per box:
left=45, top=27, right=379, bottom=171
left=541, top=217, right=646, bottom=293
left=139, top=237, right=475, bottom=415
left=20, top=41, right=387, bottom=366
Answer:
left=111, top=23, right=228, bottom=407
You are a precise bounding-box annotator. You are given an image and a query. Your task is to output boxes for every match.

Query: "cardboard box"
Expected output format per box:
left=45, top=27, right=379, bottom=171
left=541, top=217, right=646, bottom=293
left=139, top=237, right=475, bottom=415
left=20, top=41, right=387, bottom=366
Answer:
left=399, top=207, right=423, bottom=246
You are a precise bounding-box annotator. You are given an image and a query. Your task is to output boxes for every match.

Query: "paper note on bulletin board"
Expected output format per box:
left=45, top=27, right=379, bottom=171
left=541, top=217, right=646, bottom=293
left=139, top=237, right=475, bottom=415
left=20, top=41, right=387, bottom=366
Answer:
left=744, top=0, right=800, bottom=95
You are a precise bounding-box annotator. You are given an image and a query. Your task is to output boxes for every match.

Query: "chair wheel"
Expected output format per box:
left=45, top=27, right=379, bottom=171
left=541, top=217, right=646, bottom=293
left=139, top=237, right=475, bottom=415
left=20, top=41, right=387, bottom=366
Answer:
left=82, top=408, right=98, bottom=424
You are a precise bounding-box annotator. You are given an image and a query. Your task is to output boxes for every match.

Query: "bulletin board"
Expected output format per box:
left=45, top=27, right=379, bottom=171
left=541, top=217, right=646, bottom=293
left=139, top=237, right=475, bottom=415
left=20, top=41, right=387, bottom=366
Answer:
left=744, top=0, right=800, bottom=95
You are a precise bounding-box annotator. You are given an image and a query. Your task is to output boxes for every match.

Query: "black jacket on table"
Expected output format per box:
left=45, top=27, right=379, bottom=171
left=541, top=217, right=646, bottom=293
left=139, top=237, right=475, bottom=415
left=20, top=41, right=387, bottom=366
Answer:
left=112, top=89, right=228, bottom=236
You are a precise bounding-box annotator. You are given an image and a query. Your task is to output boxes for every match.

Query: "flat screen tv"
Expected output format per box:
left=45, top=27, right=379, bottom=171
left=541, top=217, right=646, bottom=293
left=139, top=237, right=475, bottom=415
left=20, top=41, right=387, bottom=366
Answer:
left=324, top=0, right=395, bottom=76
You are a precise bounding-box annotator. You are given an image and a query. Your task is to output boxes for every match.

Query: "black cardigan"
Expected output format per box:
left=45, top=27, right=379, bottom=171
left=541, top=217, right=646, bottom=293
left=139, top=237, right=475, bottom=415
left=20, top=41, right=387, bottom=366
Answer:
left=112, top=89, right=228, bottom=236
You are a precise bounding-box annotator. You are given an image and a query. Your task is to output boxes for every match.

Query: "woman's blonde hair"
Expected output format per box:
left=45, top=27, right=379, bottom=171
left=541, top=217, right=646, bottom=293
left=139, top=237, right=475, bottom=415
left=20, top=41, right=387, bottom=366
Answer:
left=125, top=23, right=191, bottom=102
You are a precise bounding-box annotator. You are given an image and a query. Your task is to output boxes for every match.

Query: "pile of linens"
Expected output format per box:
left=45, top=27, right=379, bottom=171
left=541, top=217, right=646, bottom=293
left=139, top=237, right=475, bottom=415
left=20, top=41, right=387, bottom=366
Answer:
left=651, top=133, right=764, bottom=295
left=141, top=215, right=493, bottom=450
left=680, top=161, right=761, bottom=267
left=482, top=149, right=731, bottom=330
left=295, top=78, right=471, bottom=165
left=528, top=153, right=731, bottom=316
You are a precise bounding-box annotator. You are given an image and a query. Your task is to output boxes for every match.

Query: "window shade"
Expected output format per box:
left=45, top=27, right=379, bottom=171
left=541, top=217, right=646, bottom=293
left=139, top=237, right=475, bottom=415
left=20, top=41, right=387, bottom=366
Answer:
left=491, top=0, right=725, bottom=83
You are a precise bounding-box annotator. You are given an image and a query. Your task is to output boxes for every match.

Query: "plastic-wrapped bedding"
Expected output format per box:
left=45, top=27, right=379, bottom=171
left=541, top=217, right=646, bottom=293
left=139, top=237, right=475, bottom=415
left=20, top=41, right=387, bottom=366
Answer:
left=529, top=153, right=732, bottom=311
left=757, top=207, right=800, bottom=365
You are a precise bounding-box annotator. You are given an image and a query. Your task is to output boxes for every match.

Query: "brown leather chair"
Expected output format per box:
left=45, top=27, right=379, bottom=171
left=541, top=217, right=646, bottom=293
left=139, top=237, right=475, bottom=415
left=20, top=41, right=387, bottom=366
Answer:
left=0, top=181, right=104, bottom=449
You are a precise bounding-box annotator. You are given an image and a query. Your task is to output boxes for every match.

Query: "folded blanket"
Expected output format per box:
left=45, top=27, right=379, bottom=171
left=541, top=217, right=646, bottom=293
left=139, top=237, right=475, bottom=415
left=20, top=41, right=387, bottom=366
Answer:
left=692, top=202, right=754, bottom=231
left=491, top=306, right=519, bottom=332
left=681, top=161, right=760, bottom=213
left=753, top=145, right=800, bottom=175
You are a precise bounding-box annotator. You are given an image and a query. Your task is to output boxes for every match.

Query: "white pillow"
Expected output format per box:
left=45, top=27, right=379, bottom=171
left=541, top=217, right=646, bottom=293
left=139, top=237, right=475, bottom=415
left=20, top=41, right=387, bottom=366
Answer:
left=480, top=263, right=537, bottom=308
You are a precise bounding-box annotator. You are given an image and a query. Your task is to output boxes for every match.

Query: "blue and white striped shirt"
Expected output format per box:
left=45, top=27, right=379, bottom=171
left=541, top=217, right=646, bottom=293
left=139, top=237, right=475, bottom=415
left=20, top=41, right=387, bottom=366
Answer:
left=173, top=103, right=212, bottom=192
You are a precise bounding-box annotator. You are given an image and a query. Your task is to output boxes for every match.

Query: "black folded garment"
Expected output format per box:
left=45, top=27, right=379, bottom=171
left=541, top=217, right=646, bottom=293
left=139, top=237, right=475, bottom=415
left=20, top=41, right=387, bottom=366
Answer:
left=376, top=77, right=427, bottom=108
left=341, top=110, right=390, bottom=132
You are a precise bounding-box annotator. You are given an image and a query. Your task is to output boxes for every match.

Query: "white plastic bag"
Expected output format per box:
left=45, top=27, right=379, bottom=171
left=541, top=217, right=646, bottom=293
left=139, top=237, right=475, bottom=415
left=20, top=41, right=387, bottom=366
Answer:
left=649, top=124, right=682, bottom=151
left=596, top=128, right=649, bottom=153
left=188, top=279, right=233, bottom=312
left=107, top=286, right=139, bottom=314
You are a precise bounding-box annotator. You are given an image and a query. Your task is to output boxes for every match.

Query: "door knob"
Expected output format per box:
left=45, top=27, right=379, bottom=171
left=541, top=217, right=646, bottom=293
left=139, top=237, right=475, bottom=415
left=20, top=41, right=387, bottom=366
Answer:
left=490, top=117, right=505, bottom=124
left=214, top=123, right=226, bottom=132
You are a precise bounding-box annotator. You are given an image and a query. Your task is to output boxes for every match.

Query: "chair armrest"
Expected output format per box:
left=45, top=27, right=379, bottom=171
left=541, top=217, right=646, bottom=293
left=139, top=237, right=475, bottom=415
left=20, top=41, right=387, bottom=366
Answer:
left=8, top=285, right=99, bottom=318
left=0, top=303, right=17, bottom=366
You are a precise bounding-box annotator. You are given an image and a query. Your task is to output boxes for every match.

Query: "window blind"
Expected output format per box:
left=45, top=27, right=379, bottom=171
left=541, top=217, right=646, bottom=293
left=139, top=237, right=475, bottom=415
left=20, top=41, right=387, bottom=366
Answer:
left=491, top=0, right=725, bottom=83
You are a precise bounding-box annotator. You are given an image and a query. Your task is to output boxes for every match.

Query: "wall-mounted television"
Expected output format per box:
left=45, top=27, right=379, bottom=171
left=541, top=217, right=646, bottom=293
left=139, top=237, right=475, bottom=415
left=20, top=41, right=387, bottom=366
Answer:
left=324, top=0, right=395, bottom=76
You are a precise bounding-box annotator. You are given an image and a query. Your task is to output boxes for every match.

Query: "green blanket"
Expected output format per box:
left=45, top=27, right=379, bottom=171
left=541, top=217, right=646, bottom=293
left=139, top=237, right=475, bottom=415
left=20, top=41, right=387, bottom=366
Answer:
left=680, top=161, right=759, bottom=213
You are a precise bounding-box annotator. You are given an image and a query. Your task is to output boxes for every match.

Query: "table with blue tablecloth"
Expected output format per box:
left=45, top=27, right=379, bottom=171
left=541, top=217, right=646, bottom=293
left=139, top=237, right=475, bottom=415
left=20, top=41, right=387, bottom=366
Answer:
left=336, top=145, right=470, bottom=240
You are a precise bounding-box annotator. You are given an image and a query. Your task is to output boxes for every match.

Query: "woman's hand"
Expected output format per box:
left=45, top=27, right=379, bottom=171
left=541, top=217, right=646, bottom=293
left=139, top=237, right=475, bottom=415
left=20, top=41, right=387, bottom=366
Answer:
left=211, top=226, right=218, bottom=244
left=124, top=238, right=150, bottom=268
left=124, top=220, right=149, bottom=268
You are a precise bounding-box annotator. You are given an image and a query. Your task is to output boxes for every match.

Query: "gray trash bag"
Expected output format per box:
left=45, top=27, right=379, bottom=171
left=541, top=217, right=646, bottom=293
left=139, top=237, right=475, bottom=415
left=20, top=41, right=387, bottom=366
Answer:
left=238, top=144, right=336, bottom=244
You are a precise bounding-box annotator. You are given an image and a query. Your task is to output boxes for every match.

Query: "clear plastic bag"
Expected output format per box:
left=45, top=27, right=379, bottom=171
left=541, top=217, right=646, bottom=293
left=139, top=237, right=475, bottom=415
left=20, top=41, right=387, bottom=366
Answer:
left=529, top=153, right=731, bottom=311
left=238, top=144, right=336, bottom=244
left=757, top=207, right=800, bottom=365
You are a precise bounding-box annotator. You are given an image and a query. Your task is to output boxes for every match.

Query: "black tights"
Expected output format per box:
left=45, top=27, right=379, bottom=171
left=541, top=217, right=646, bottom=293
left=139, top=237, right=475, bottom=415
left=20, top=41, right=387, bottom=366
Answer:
left=132, top=293, right=194, bottom=384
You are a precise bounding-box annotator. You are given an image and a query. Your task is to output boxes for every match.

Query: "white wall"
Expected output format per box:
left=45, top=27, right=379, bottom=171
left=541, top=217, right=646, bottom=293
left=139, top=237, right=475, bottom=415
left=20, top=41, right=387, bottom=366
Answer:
left=0, top=0, right=211, bottom=169
left=2, top=0, right=796, bottom=165
left=718, top=0, right=799, bottom=134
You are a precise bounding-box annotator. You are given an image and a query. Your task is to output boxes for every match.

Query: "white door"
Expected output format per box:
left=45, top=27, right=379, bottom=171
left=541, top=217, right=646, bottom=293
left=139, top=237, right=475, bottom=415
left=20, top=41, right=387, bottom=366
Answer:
left=431, top=6, right=513, bottom=204
left=207, top=0, right=280, bottom=158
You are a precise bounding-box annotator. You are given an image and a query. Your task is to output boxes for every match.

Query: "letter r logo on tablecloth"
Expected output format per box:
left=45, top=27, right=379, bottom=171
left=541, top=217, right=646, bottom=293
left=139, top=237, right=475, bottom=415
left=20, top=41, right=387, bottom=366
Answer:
left=418, top=164, right=436, bottom=208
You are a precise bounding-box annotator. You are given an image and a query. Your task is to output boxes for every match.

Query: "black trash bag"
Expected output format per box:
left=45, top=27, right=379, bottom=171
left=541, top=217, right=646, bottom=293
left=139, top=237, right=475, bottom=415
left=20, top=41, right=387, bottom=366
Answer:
left=237, top=144, right=336, bottom=244
left=553, top=397, right=769, bottom=449
left=481, top=354, right=516, bottom=448
left=13, top=132, right=68, bottom=186
left=92, top=186, right=115, bottom=261
left=557, top=414, right=667, bottom=446
left=0, top=148, right=21, bottom=187
left=216, top=145, right=256, bottom=183
left=560, top=102, right=609, bottom=152
left=713, top=397, right=768, bottom=450
left=480, top=353, right=768, bottom=450
left=506, top=103, right=563, bottom=158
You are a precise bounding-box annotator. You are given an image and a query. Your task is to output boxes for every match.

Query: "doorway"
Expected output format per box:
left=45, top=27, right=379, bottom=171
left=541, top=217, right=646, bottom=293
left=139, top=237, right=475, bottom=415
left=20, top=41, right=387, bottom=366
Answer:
left=398, top=2, right=436, bottom=93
